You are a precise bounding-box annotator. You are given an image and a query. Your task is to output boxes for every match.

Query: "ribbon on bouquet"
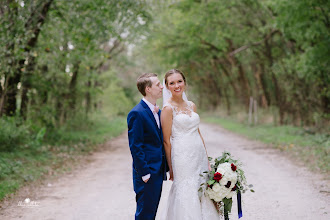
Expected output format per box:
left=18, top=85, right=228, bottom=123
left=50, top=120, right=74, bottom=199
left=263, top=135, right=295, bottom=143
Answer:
left=237, top=190, right=243, bottom=218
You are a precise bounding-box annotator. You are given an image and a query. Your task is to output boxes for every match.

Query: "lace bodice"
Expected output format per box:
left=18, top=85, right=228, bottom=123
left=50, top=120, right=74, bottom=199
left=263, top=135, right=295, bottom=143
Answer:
left=163, top=101, right=200, bottom=139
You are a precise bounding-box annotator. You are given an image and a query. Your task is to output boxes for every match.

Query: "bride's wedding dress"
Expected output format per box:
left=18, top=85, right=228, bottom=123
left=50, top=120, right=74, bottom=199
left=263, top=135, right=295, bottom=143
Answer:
left=162, top=101, right=219, bottom=220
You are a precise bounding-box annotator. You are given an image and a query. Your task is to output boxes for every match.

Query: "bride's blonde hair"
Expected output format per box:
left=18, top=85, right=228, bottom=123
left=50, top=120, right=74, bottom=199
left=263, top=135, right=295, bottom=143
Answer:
left=164, top=69, right=186, bottom=87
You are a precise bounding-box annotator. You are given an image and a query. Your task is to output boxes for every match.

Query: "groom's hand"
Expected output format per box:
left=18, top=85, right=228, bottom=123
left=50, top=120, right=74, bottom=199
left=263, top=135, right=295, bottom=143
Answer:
left=142, top=173, right=150, bottom=183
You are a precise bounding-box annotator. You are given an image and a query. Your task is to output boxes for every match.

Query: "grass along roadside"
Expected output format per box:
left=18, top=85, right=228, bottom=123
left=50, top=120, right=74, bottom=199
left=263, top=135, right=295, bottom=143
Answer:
left=0, top=114, right=127, bottom=201
left=202, top=116, right=330, bottom=175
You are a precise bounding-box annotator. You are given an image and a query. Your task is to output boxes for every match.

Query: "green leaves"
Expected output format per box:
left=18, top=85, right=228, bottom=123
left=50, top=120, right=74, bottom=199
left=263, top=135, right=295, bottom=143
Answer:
left=0, top=0, right=151, bottom=125
left=223, top=197, right=233, bottom=214
left=141, top=0, right=329, bottom=126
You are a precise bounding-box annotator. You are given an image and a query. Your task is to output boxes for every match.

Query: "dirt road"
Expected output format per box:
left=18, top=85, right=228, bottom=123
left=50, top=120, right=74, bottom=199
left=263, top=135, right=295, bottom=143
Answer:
left=0, top=123, right=329, bottom=220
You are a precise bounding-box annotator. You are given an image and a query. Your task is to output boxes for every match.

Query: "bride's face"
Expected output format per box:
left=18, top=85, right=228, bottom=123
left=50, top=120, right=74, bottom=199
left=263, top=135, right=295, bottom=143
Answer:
left=167, top=73, right=186, bottom=97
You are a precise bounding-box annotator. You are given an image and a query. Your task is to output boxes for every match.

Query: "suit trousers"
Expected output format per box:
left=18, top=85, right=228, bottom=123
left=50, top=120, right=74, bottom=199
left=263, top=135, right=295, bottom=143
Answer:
left=133, top=170, right=163, bottom=220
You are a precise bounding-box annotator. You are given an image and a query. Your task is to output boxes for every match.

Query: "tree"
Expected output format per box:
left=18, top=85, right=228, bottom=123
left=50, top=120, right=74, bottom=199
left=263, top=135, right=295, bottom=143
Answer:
left=0, top=0, right=151, bottom=127
left=141, top=0, right=329, bottom=126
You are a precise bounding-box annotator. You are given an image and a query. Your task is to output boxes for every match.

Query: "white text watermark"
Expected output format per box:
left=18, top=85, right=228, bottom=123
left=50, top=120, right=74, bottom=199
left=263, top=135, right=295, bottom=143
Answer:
left=17, top=198, right=40, bottom=208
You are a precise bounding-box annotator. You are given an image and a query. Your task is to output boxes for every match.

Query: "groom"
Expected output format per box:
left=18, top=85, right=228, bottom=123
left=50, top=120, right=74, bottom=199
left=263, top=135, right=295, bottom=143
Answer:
left=127, top=73, right=168, bottom=220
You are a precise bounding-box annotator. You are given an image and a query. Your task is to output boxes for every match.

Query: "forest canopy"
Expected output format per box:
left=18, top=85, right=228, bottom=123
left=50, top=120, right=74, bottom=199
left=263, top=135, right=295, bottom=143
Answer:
left=141, top=0, right=330, bottom=127
left=0, top=0, right=329, bottom=130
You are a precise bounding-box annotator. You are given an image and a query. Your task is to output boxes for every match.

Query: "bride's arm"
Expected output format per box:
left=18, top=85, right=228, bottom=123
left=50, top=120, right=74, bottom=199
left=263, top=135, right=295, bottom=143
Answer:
left=191, top=102, right=212, bottom=171
left=161, top=106, right=174, bottom=181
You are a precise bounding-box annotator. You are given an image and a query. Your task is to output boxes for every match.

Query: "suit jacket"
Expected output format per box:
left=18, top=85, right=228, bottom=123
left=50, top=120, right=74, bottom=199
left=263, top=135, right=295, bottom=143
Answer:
left=127, top=100, right=168, bottom=180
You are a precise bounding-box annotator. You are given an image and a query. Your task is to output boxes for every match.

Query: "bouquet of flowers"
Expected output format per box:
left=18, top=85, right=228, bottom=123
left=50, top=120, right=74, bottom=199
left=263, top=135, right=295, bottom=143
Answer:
left=199, top=152, right=253, bottom=220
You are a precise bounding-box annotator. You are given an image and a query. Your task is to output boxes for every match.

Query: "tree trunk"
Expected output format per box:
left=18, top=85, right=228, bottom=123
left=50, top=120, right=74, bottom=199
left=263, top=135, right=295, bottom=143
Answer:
left=93, top=80, right=102, bottom=111
left=208, top=74, right=222, bottom=108
left=19, top=0, right=53, bottom=119
left=85, top=79, right=92, bottom=114
left=68, top=61, right=81, bottom=110
left=319, top=71, right=330, bottom=115
left=40, top=65, right=49, bottom=104
left=3, top=63, right=23, bottom=116
left=258, top=62, right=272, bottom=106
left=223, top=87, right=231, bottom=115
left=251, top=62, right=268, bottom=108
left=216, top=59, right=241, bottom=99
left=264, top=37, right=286, bottom=124
left=20, top=56, right=37, bottom=119
left=226, top=39, right=251, bottom=109
left=2, top=1, right=20, bottom=116
left=0, top=79, right=2, bottom=97
left=208, top=61, right=223, bottom=107
left=0, top=74, right=10, bottom=117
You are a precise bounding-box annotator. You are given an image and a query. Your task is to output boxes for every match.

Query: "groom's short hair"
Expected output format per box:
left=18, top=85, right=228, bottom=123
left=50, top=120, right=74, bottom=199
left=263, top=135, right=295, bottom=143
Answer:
left=137, top=73, right=158, bottom=96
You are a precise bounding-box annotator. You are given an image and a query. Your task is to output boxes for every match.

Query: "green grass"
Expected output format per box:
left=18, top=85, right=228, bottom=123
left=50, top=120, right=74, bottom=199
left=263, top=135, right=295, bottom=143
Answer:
left=0, top=114, right=127, bottom=201
left=45, top=114, right=126, bottom=145
left=203, top=116, right=330, bottom=174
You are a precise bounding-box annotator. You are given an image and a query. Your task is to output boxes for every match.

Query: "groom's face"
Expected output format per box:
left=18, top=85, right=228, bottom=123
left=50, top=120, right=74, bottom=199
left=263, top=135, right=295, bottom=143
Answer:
left=147, top=77, right=163, bottom=99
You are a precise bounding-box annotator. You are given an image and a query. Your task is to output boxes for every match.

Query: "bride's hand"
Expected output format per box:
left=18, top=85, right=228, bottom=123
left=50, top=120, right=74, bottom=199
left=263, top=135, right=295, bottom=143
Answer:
left=169, top=169, right=174, bottom=181
left=208, top=161, right=212, bottom=171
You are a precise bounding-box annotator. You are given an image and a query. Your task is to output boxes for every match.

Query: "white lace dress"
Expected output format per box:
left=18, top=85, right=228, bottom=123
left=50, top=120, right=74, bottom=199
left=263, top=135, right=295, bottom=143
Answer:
left=162, top=101, right=219, bottom=220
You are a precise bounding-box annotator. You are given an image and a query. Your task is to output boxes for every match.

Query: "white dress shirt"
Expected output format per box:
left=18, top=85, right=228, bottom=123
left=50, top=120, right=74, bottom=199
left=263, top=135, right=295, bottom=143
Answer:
left=142, top=98, right=160, bottom=128
left=141, top=98, right=160, bottom=182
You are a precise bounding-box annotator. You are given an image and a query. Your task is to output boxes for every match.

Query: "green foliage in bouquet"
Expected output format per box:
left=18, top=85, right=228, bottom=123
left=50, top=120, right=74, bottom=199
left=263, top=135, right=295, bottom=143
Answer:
left=223, top=197, right=233, bottom=219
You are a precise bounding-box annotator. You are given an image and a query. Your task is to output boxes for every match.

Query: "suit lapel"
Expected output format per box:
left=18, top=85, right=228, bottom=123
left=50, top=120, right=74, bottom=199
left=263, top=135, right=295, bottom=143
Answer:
left=158, top=110, right=162, bottom=133
left=140, top=100, right=161, bottom=135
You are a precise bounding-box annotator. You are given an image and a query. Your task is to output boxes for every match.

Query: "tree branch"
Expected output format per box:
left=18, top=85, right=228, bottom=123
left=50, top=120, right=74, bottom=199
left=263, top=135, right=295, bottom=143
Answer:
left=199, top=38, right=222, bottom=53
left=229, top=29, right=280, bottom=56
left=319, top=7, right=330, bottom=29
left=25, top=0, right=54, bottom=50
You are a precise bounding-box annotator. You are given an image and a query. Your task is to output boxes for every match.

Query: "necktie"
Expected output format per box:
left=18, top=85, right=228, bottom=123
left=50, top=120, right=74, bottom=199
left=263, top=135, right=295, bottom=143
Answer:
left=153, top=105, right=159, bottom=114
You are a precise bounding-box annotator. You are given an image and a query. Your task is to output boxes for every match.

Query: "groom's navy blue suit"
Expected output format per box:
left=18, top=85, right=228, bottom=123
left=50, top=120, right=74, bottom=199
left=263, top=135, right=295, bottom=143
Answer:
left=127, top=100, right=168, bottom=220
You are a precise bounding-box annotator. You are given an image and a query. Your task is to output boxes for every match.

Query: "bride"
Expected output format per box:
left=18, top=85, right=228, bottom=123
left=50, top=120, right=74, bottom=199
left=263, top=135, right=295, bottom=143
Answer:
left=160, top=69, right=219, bottom=219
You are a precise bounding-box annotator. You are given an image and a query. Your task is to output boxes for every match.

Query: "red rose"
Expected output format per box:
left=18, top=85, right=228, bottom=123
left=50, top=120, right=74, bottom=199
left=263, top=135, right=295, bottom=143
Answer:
left=231, top=163, right=237, bottom=171
left=213, top=172, right=222, bottom=182
left=225, top=181, right=231, bottom=188
left=232, top=185, right=237, bottom=191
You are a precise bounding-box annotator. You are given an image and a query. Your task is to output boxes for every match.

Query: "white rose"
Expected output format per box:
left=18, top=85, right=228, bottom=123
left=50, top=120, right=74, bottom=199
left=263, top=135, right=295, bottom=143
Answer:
left=216, top=163, right=230, bottom=174
left=219, top=185, right=231, bottom=198
left=212, top=183, right=221, bottom=192
left=226, top=171, right=238, bottom=185
left=206, top=188, right=215, bottom=198
left=213, top=195, right=222, bottom=202
left=207, top=188, right=222, bottom=202
left=226, top=190, right=237, bottom=199
left=219, top=176, right=229, bottom=186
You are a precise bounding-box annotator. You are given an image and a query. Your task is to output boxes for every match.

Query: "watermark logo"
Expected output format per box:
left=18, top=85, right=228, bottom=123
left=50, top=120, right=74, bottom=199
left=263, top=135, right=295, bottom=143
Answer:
left=17, top=198, right=40, bottom=208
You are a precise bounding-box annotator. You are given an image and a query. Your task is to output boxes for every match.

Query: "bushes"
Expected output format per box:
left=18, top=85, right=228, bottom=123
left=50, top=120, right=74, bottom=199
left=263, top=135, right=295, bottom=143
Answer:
left=0, top=117, right=31, bottom=152
left=0, top=117, right=47, bottom=152
left=0, top=113, right=127, bottom=200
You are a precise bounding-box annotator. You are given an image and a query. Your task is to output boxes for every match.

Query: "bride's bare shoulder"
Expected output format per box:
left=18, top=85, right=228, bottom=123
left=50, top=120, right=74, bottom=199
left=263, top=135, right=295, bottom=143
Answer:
left=161, top=105, right=173, bottom=122
left=188, top=101, right=197, bottom=112
left=162, top=105, right=173, bottom=115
